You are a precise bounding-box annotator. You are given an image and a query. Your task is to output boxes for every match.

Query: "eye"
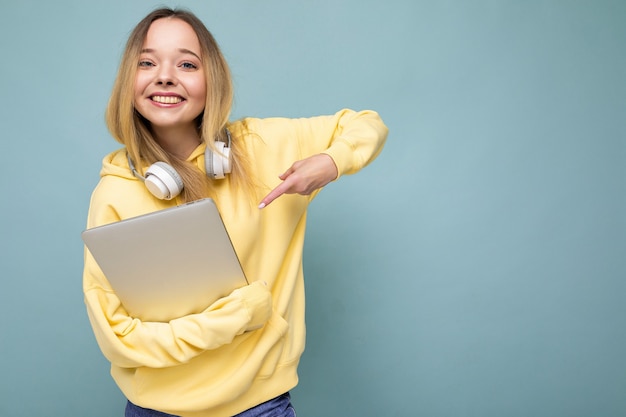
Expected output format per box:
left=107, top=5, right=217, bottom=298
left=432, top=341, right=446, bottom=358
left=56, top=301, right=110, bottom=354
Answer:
left=138, top=60, right=154, bottom=68
left=180, top=62, right=198, bottom=70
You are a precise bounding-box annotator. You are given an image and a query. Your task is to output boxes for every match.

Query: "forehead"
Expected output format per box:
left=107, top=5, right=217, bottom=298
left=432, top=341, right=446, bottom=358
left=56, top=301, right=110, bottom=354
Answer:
left=143, top=18, right=201, bottom=55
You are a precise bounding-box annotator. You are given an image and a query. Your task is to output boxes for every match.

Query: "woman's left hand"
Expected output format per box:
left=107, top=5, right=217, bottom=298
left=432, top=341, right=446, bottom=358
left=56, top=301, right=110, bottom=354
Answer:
left=258, top=154, right=338, bottom=208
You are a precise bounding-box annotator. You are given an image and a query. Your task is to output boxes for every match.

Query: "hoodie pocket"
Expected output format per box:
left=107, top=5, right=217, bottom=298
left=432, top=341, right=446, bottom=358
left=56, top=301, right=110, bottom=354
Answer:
left=255, top=311, right=290, bottom=378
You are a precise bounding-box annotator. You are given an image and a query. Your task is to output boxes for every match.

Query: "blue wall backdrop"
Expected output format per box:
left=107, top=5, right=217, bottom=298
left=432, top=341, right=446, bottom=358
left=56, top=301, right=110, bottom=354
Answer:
left=0, top=1, right=624, bottom=416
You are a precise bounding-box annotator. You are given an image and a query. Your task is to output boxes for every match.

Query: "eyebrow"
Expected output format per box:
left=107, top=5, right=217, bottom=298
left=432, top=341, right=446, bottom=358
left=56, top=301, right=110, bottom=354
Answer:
left=140, top=48, right=201, bottom=61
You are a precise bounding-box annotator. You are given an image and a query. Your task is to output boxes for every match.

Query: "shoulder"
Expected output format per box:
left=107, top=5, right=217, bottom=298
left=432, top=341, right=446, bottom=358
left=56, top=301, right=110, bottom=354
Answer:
left=233, top=116, right=297, bottom=137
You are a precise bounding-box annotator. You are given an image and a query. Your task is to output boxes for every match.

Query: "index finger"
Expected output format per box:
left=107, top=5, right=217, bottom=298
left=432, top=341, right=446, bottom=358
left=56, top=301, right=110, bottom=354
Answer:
left=258, top=180, right=291, bottom=209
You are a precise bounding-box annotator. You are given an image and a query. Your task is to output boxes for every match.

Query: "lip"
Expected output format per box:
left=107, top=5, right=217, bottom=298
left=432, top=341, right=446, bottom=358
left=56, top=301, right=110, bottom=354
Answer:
left=148, top=92, right=186, bottom=106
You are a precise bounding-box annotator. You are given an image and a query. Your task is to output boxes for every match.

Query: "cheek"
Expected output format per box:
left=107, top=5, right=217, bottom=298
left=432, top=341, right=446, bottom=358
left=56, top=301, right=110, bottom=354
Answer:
left=189, top=77, right=207, bottom=100
left=133, top=73, right=152, bottom=110
left=134, top=74, right=148, bottom=97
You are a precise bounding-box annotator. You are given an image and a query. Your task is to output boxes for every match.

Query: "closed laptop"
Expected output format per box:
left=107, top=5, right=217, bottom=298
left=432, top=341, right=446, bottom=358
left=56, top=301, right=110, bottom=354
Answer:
left=82, top=198, right=248, bottom=322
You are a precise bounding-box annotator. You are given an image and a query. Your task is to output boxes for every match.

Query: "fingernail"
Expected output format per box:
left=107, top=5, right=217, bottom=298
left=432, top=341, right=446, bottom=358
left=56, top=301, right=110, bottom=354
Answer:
left=258, top=202, right=266, bottom=209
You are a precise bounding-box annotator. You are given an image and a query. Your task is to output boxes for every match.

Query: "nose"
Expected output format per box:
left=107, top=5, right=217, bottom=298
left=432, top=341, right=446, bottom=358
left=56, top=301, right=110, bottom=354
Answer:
left=155, top=65, right=177, bottom=86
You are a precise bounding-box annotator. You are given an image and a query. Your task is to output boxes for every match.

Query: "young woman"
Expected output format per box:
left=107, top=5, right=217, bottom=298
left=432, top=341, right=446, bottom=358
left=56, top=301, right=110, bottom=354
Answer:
left=83, top=7, right=387, bottom=417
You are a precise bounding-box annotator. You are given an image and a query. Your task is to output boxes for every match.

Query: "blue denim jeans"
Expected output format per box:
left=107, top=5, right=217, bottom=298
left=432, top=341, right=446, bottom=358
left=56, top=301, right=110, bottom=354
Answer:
left=125, top=392, right=296, bottom=417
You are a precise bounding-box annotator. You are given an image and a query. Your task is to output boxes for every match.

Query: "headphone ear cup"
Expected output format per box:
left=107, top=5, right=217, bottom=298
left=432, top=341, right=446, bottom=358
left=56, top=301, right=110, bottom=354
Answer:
left=205, top=142, right=231, bottom=179
left=144, top=162, right=184, bottom=200
left=221, top=145, right=232, bottom=175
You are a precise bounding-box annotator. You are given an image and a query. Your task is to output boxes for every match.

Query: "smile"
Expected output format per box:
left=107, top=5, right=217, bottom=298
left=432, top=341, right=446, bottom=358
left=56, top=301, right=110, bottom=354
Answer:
left=151, top=95, right=183, bottom=104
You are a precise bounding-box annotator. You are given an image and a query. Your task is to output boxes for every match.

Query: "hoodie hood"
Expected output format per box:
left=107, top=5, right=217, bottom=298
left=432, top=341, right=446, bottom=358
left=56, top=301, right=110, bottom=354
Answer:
left=100, top=148, right=136, bottom=181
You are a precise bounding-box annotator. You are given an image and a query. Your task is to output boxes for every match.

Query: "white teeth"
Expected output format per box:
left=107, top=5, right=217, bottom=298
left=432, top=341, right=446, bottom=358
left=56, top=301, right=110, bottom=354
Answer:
left=152, top=95, right=183, bottom=104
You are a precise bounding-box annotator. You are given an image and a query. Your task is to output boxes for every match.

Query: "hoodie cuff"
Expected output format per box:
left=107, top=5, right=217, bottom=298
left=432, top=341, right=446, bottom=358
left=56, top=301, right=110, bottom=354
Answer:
left=234, top=281, right=272, bottom=331
left=322, top=139, right=354, bottom=180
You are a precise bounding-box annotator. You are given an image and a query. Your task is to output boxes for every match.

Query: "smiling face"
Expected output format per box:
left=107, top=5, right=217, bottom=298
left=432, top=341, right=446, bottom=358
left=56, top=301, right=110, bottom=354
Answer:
left=133, top=18, right=207, bottom=140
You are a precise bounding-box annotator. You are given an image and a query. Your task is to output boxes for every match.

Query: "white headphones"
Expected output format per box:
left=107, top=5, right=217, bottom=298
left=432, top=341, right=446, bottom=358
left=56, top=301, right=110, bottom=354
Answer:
left=128, top=129, right=232, bottom=200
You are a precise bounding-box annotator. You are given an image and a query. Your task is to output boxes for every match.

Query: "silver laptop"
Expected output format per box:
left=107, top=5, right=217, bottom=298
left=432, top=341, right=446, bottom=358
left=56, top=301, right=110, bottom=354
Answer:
left=82, top=198, right=248, bottom=322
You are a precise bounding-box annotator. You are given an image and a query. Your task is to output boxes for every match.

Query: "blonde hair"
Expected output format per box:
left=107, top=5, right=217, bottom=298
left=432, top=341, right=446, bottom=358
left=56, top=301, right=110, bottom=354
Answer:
left=106, top=8, right=253, bottom=202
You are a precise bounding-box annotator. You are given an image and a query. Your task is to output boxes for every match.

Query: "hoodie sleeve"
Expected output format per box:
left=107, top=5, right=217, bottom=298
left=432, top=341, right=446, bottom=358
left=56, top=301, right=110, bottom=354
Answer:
left=278, top=108, right=388, bottom=179
left=248, top=108, right=388, bottom=180
left=84, top=275, right=271, bottom=369
left=83, top=194, right=272, bottom=369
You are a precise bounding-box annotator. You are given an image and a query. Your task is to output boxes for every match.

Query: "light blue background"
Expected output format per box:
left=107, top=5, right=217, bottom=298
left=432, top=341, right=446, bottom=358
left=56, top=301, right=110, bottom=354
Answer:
left=1, top=1, right=624, bottom=416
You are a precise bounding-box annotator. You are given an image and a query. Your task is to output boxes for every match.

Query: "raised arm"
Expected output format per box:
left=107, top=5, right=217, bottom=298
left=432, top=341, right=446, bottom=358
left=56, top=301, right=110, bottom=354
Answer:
left=259, top=108, right=388, bottom=208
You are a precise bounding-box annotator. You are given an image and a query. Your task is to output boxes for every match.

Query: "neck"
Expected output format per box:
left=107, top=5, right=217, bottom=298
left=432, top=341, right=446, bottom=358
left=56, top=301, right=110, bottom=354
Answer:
left=152, top=125, right=202, bottom=160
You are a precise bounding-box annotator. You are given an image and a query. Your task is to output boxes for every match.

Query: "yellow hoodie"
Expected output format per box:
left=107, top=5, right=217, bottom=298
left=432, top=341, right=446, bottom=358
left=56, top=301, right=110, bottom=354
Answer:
left=83, top=109, right=388, bottom=417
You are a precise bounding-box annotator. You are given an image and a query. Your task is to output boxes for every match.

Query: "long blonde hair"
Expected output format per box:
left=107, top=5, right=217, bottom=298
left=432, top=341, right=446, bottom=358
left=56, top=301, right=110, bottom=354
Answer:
left=106, top=8, right=253, bottom=202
